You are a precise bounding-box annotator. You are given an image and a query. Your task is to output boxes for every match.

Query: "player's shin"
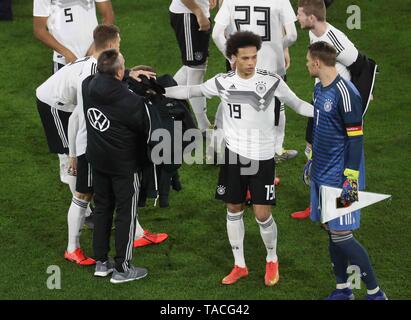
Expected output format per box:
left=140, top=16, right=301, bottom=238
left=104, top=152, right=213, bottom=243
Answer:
left=330, top=233, right=379, bottom=292
left=187, top=65, right=210, bottom=131
left=226, top=210, right=246, bottom=267
left=67, top=196, right=89, bottom=252
left=328, top=233, right=350, bottom=287
left=256, top=215, right=278, bottom=263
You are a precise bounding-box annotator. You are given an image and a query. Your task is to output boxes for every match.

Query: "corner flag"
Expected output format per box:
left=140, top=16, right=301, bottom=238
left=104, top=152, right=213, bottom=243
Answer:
left=320, top=186, right=391, bottom=223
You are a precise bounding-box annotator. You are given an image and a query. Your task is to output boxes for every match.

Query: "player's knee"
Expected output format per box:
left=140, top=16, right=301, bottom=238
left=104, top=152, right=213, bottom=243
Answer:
left=186, top=64, right=207, bottom=84
left=253, top=205, right=272, bottom=221
left=74, top=192, right=92, bottom=202
left=227, top=203, right=243, bottom=213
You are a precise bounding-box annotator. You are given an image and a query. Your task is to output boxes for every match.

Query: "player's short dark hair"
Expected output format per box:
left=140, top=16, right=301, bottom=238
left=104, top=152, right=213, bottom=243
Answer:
left=308, top=41, right=336, bottom=66
left=93, top=24, right=120, bottom=51
left=225, top=31, right=262, bottom=58
left=298, top=0, right=326, bottom=21
left=97, top=49, right=122, bottom=77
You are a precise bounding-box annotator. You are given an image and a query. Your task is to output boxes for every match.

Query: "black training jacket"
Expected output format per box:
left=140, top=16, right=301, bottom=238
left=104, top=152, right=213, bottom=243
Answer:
left=82, top=72, right=151, bottom=175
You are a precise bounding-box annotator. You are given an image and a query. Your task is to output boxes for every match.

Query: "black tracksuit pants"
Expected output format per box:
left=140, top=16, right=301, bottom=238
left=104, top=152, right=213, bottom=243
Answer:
left=92, top=168, right=140, bottom=272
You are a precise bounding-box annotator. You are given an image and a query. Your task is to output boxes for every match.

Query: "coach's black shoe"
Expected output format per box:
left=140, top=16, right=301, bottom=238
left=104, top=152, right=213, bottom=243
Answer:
left=171, top=175, right=182, bottom=192
left=159, top=195, right=169, bottom=208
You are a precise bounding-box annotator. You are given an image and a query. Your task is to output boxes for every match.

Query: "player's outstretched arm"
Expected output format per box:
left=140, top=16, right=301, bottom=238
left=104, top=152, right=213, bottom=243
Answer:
left=275, top=79, right=313, bottom=117
left=165, top=85, right=204, bottom=100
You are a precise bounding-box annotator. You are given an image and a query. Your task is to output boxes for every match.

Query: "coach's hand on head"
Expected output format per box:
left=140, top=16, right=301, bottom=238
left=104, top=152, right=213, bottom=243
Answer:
left=129, top=69, right=156, bottom=82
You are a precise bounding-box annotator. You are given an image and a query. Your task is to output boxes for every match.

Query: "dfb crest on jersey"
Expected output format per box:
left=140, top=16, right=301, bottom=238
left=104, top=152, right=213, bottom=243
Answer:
left=323, top=99, right=333, bottom=112
left=256, top=81, right=267, bottom=94
left=87, top=108, right=110, bottom=132
left=217, top=185, right=226, bottom=195
left=194, top=52, right=203, bottom=61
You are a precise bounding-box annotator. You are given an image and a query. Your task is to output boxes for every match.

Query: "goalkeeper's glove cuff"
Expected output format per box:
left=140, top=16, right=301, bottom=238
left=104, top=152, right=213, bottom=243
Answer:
left=343, top=168, right=359, bottom=180
left=305, top=145, right=312, bottom=160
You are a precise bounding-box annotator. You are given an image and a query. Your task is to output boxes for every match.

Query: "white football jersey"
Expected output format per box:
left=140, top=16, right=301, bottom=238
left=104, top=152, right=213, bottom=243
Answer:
left=309, top=23, right=358, bottom=81
left=33, top=0, right=108, bottom=64
left=215, top=0, right=296, bottom=76
left=169, top=0, right=210, bottom=18
left=36, top=56, right=97, bottom=113
left=201, top=69, right=298, bottom=160
left=70, top=56, right=98, bottom=156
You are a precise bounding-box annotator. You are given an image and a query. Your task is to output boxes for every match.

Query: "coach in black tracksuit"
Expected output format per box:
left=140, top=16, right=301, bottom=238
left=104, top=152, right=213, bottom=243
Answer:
left=82, top=49, right=150, bottom=282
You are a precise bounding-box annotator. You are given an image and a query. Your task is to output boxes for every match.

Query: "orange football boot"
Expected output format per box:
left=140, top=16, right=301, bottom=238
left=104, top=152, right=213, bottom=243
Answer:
left=265, top=261, right=279, bottom=287
left=133, top=230, right=168, bottom=248
left=291, top=207, right=310, bottom=219
left=221, top=265, right=249, bottom=285
left=64, top=248, right=96, bottom=265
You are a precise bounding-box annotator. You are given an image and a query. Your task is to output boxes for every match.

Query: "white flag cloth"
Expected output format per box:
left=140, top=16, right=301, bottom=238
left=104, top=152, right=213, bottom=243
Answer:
left=320, top=186, right=391, bottom=224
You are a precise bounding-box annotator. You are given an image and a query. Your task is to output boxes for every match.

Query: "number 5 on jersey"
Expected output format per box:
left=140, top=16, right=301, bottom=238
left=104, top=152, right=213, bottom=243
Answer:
left=65, top=8, right=73, bottom=23
left=265, top=184, right=275, bottom=201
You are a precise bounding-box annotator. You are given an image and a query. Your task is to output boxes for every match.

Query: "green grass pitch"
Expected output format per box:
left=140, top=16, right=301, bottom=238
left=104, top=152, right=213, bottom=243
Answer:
left=0, top=0, right=410, bottom=300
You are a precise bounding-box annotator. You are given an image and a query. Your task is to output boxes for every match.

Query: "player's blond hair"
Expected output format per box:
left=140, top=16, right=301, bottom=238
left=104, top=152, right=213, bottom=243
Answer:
left=298, top=0, right=326, bottom=22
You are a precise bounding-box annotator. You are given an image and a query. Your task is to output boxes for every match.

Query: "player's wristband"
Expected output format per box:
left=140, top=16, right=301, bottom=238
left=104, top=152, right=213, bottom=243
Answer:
left=343, top=168, right=359, bottom=180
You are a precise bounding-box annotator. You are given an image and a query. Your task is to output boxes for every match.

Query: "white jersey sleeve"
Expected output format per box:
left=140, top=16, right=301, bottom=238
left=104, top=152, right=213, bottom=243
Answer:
left=68, top=105, right=80, bottom=157
left=214, top=0, right=232, bottom=27
left=200, top=75, right=222, bottom=98
left=275, top=78, right=313, bottom=117
left=326, top=26, right=358, bottom=66
left=280, top=0, right=297, bottom=25
left=33, top=0, right=51, bottom=17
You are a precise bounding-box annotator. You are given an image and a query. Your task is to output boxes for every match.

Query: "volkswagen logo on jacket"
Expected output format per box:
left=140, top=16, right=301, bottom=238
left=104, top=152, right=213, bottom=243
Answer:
left=87, top=108, right=110, bottom=132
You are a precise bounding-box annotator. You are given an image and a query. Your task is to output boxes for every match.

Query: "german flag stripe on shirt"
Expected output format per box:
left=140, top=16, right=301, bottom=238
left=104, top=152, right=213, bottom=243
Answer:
left=346, top=125, right=363, bottom=136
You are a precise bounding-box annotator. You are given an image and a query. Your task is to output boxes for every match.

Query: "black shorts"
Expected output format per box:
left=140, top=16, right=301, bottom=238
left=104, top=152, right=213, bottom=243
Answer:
left=215, top=148, right=276, bottom=205
left=52, top=61, right=65, bottom=74
left=76, top=154, right=93, bottom=194
left=36, top=98, right=71, bottom=154
left=170, top=11, right=210, bottom=66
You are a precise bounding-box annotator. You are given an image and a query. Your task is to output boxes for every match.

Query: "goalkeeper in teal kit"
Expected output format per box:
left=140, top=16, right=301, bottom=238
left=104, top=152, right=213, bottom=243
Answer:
left=306, top=42, right=387, bottom=300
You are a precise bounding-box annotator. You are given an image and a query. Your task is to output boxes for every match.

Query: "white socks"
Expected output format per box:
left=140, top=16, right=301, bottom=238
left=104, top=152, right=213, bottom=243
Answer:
left=256, top=215, right=278, bottom=263
left=67, top=196, right=89, bottom=252
left=274, top=109, right=286, bottom=155
left=174, top=65, right=210, bottom=132
left=134, top=218, right=145, bottom=240
left=226, top=210, right=246, bottom=268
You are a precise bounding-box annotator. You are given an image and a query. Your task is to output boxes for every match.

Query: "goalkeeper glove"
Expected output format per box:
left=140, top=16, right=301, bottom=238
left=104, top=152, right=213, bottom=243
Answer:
left=302, top=144, right=312, bottom=186
left=340, top=168, right=359, bottom=206
left=302, top=160, right=312, bottom=186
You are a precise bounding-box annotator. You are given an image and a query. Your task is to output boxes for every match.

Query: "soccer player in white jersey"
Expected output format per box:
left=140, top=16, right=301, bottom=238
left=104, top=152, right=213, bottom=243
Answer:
left=165, top=31, right=313, bottom=286
left=291, top=0, right=361, bottom=220
left=33, top=0, right=114, bottom=188
left=212, top=0, right=299, bottom=161
left=33, top=0, right=114, bottom=72
left=36, top=24, right=121, bottom=265
left=169, top=0, right=217, bottom=133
